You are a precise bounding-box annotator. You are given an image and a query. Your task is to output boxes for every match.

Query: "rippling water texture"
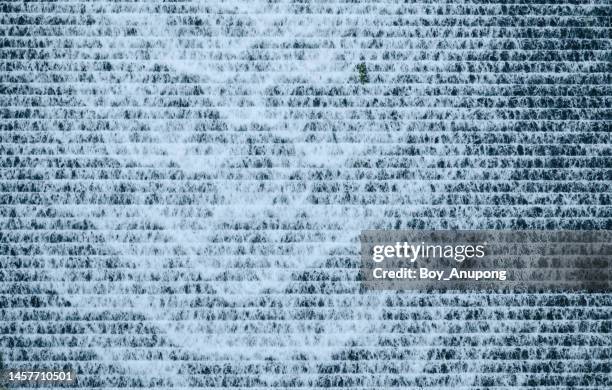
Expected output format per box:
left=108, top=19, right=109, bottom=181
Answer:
left=1, top=1, right=611, bottom=388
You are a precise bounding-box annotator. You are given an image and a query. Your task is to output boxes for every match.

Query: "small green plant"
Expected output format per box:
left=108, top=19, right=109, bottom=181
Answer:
left=357, top=62, right=369, bottom=84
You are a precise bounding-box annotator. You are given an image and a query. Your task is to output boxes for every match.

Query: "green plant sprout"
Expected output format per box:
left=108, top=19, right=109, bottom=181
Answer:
left=357, top=62, right=369, bottom=84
